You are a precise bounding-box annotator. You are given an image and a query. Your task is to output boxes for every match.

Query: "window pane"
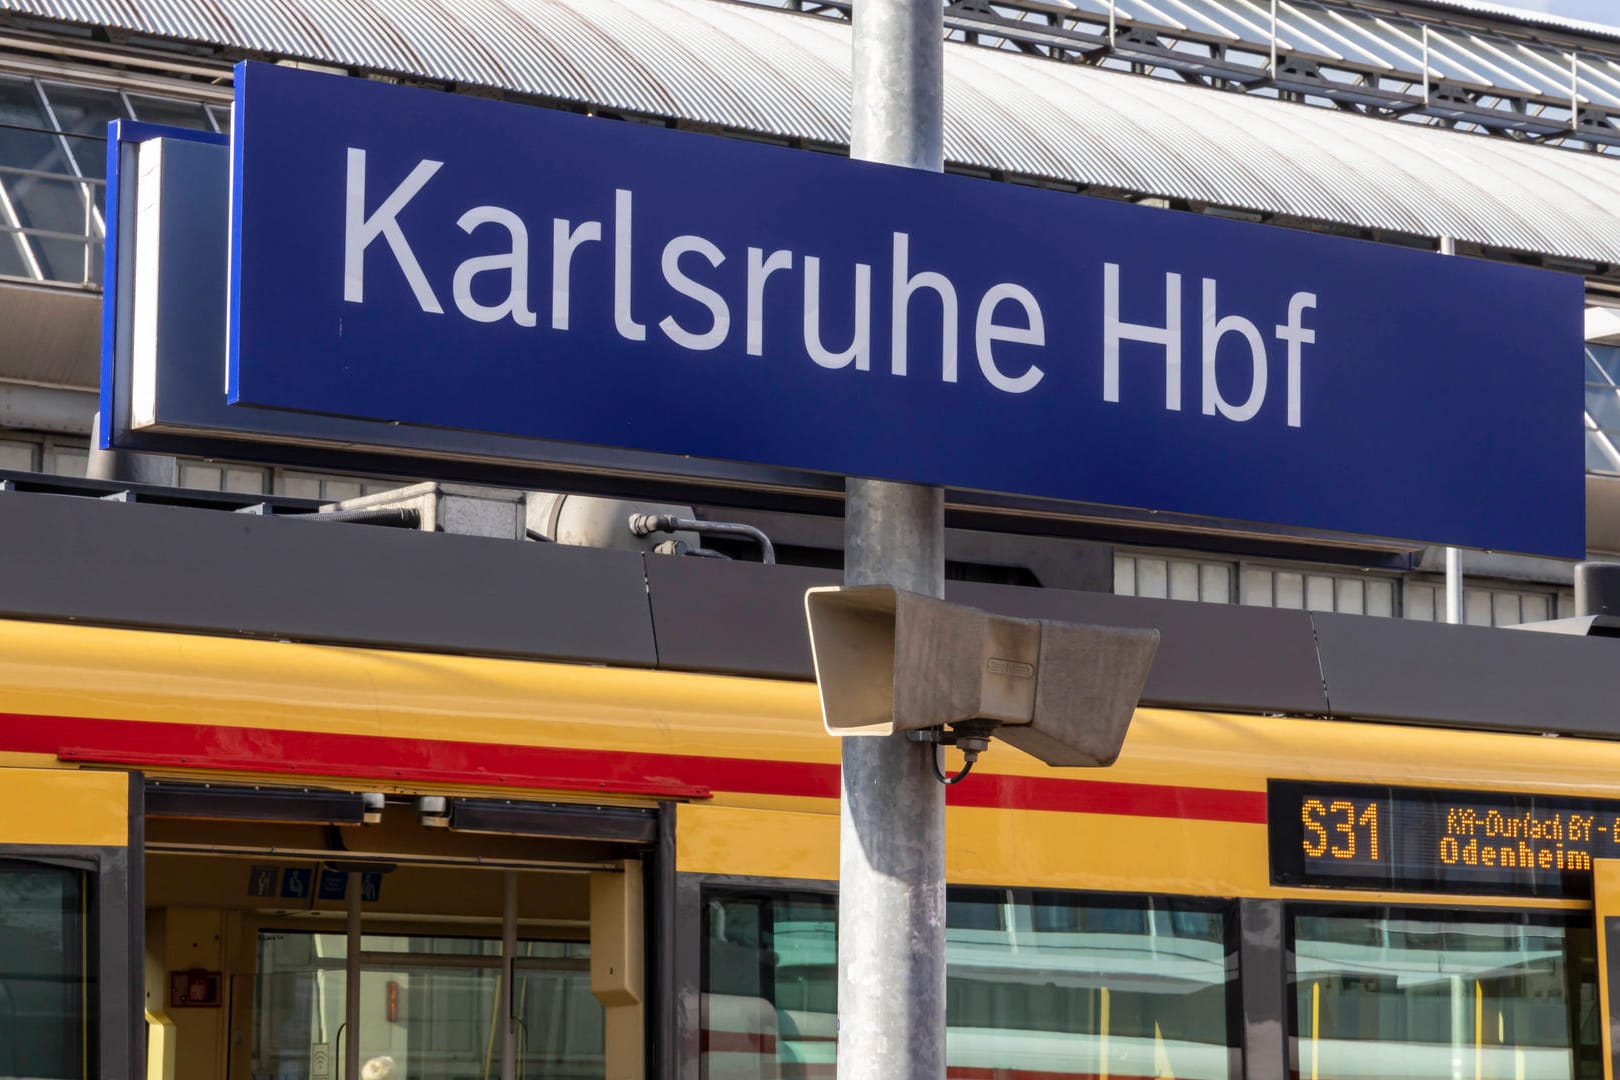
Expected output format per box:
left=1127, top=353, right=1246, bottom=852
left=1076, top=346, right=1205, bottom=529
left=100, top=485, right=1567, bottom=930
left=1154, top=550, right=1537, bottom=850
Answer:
left=0, top=438, right=37, bottom=470
left=46, top=446, right=86, bottom=478
left=1169, top=560, right=1200, bottom=601
left=0, top=862, right=88, bottom=1079
left=224, top=467, right=266, bottom=494
left=1590, top=344, right=1620, bottom=384
left=127, top=94, right=211, bottom=130
left=39, top=83, right=127, bottom=179
left=0, top=172, right=94, bottom=283
left=1405, top=583, right=1435, bottom=621
left=1588, top=430, right=1620, bottom=474
left=179, top=462, right=221, bottom=490
left=1276, top=572, right=1304, bottom=609
left=0, top=228, right=30, bottom=278
left=1114, top=555, right=1136, bottom=596
left=1291, top=911, right=1599, bottom=1080
left=1240, top=567, right=1273, bottom=607
left=948, top=895, right=1234, bottom=1080
left=1585, top=385, right=1620, bottom=431
left=705, top=893, right=837, bottom=1080
left=255, top=931, right=602, bottom=1080
left=702, top=891, right=1237, bottom=1080
left=1137, top=558, right=1168, bottom=599
left=0, top=76, right=71, bottom=174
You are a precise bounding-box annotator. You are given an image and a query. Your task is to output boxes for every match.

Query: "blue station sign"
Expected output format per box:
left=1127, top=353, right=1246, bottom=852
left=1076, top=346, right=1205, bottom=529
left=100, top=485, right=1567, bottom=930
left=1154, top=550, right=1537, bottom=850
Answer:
left=222, top=62, right=1583, bottom=556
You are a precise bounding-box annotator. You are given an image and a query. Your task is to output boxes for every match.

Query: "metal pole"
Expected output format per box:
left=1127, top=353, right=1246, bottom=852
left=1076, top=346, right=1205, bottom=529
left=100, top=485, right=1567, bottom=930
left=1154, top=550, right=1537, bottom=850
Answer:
left=1269, top=0, right=1278, bottom=75
left=843, top=4, right=946, bottom=1080
left=346, top=872, right=362, bottom=1080
left=1437, top=236, right=1463, bottom=626
left=1422, top=25, right=1431, bottom=107
left=1572, top=52, right=1581, bottom=133
left=501, top=871, right=517, bottom=1080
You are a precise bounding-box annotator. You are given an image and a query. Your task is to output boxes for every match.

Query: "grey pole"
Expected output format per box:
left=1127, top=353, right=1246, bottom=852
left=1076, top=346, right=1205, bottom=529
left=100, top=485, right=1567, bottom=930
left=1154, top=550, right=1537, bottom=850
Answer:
left=841, top=5, right=947, bottom=1080
left=501, top=870, right=518, bottom=1080
left=346, top=872, right=362, bottom=1080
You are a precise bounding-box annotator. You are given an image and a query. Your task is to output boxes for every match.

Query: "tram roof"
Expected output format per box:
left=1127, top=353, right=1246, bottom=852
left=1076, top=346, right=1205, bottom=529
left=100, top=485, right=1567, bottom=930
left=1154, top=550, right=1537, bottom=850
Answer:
left=10, top=0, right=1620, bottom=266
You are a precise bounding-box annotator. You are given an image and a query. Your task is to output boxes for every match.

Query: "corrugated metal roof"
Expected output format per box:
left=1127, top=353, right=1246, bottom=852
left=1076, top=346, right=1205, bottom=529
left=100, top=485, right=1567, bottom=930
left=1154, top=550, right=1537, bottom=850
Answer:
left=1409, top=0, right=1620, bottom=42
left=9, top=0, right=1620, bottom=265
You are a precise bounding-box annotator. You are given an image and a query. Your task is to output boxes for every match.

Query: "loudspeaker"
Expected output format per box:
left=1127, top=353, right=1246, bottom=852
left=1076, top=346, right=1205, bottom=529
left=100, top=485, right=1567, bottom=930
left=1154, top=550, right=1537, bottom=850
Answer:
left=804, top=585, right=1159, bottom=767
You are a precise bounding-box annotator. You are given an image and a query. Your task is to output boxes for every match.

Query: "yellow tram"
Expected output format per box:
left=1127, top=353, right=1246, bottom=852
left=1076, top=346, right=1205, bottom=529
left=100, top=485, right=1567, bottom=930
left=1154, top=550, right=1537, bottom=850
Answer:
left=0, top=608, right=1617, bottom=1080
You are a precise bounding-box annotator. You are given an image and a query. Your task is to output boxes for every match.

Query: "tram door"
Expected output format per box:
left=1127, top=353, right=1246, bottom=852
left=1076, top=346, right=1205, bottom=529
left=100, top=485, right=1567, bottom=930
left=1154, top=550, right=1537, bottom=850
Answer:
left=141, top=784, right=653, bottom=1080
left=0, top=768, right=139, bottom=1080
left=247, top=865, right=631, bottom=1080
left=1594, top=860, right=1620, bottom=1080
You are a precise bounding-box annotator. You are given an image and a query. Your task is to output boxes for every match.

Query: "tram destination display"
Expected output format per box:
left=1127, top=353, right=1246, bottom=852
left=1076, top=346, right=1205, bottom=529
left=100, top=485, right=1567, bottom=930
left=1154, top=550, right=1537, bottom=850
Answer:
left=1270, top=780, right=1620, bottom=898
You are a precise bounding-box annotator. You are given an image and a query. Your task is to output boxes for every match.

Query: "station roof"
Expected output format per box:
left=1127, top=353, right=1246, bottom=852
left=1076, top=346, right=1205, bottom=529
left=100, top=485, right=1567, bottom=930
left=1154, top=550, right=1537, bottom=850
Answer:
left=8, top=0, right=1620, bottom=265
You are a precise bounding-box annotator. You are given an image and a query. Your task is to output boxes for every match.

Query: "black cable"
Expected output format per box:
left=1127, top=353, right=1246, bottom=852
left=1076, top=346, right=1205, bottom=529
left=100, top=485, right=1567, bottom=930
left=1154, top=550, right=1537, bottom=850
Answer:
left=931, top=743, right=977, bottom=786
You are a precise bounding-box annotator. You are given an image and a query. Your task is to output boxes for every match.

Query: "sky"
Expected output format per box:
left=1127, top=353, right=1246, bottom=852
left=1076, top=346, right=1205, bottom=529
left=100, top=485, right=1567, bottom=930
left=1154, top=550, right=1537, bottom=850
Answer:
left=1509, top=0, right=1620, bottom=28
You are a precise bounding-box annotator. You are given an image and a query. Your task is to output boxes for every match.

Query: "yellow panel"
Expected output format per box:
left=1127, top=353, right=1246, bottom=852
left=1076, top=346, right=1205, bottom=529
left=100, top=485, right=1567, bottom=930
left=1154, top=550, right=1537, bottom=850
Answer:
left=0, top=767, right=126, bottom=847
left=680, top=802, right=1267, bottom=893
left=946, top=807, right=1266, bottom=894
left=678, top=803, right=838, bottom=880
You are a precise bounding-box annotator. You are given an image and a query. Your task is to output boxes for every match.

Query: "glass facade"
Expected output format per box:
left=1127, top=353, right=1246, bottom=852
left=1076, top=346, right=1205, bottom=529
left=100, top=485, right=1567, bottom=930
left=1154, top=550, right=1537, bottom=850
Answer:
left=1588, top=344, right=1620, bottom=476
left=703, top=890, right=1237, bottom=1080
left=0, top=861, right=88, bottom=1079
left=1290, top=910, right=1600, bottom=1080
left=0, top=74, right=223, bottom=286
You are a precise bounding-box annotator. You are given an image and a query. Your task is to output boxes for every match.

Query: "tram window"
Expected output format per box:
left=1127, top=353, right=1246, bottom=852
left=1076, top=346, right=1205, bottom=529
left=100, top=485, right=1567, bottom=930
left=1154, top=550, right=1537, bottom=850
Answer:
left=946, top=888, right=1006, bottom=931
left=701, top=888, right=1238, bottom=1080
left=1289, top=908, right=1601, bottom=1080
left=0, top=861, right=88, bottom=1079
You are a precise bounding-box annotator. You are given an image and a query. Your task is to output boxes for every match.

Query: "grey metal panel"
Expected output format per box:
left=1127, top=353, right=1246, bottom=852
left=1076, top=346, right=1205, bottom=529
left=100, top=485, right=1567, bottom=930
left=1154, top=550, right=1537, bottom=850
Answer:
left=1312, top=610, right=1620, bottom=735
left=645, top=556, right=1330, bottom=715
left=0, top=282, right=99, bottom=389
left=947, top=582, right=1330, bottom=716
left=0, top=489, right=658, bottom=664
left=12, top=0, right=1620, bottom=263
left=645, top=555, right=838, bottom=679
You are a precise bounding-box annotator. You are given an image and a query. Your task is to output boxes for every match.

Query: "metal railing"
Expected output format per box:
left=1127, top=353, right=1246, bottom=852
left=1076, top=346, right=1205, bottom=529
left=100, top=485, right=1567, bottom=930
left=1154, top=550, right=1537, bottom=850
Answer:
left=749, top=0, right=1620, bottom=153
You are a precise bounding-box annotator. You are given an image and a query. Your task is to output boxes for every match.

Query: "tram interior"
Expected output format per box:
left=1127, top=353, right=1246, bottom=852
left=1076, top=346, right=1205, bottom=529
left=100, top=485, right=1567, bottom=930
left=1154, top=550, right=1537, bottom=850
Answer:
left=142, top=805, right=630, bottom=1080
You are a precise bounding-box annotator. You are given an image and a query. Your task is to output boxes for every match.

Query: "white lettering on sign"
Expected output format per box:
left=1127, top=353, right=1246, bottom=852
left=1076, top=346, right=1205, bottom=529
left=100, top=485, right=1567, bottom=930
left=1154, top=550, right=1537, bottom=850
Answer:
left=337, top=152, right=1320, bottom=420
left=1104, top=263, right=1318, bottom=427
left=343, top=149, right=444, bottom=313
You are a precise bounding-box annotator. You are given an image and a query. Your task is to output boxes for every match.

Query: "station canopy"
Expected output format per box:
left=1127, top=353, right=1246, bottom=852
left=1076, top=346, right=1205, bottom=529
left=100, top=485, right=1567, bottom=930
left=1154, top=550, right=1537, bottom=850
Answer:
left=10, top=0, right=1620, bottom=265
